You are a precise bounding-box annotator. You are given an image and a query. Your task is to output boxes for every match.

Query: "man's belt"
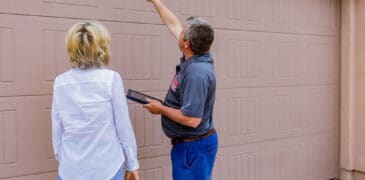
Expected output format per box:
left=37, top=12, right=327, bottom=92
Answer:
left=171, top=128, right=216, bottom=145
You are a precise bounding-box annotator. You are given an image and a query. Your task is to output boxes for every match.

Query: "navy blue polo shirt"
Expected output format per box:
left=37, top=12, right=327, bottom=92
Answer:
left=162, top=53, right=216, bottom=139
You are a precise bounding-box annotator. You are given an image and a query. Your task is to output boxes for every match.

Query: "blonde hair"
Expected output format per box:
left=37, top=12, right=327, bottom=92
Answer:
left=65, top=21, right=111, bottom=69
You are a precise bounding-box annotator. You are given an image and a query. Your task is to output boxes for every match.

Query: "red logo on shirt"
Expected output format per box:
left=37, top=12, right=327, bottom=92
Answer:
left=170, top=75, right=178, bottom=92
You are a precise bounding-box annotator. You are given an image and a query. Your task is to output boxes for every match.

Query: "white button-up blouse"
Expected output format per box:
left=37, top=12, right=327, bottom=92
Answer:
left=52, top=68, right=139, bottom=180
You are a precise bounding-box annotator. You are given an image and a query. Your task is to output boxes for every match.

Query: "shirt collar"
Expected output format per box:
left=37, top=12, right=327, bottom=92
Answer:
left=176, top=53, right=213, bottom=73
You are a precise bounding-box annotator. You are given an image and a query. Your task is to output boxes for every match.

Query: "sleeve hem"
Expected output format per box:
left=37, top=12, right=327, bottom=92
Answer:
left=126, top=163, right=139, bottom=171
left=181, top=109, right=202, bottom=118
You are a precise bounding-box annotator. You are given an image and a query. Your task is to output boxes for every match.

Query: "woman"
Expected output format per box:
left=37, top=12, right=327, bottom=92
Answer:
left=52, top=21, right=139, bottom=180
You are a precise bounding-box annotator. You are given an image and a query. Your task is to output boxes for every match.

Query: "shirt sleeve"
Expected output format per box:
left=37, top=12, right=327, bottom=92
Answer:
left=51, top=87, right=64, bottom=161
left=180, top=73, right=209, bottom=118
left=111, top=72, right=139, bottom=171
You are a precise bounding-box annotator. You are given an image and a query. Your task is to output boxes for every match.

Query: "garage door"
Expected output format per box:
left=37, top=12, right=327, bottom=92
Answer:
left=0, top=0, right=340, bottom=179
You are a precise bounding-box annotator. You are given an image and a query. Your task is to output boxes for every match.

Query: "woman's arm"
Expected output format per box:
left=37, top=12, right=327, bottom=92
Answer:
left=51, top=90, right=64, bottom=160
left=111, top=72, right=139, bottom=171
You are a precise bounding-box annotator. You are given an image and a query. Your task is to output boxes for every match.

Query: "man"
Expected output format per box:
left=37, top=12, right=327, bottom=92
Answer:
left=143, top=0, right=218, bottom=179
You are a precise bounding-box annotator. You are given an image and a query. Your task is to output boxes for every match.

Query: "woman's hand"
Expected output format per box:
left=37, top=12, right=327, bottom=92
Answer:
left=125, top=170, right=139, bottom=180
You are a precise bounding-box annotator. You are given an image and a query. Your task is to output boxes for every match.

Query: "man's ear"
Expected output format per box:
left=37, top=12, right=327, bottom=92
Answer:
left=184, top=40, right=190, bottom=49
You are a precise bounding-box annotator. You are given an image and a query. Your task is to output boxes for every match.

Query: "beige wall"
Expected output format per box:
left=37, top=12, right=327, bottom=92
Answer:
left=341, top=0, right=365, bottom=179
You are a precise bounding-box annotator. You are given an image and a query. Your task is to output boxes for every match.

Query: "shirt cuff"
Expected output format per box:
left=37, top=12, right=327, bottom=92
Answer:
left=122, top=145, right=139, bottom=171
left=125, top=159, right=139, bottom=171
left=181, top=108, right=203, bottom=118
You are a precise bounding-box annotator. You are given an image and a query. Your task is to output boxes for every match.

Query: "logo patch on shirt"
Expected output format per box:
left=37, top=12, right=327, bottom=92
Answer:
left=170, top=75, right=178, bottom=92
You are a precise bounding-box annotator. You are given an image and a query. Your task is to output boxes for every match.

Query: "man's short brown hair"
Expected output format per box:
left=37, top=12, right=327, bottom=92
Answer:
left=184, top=16, right=214, bottom=55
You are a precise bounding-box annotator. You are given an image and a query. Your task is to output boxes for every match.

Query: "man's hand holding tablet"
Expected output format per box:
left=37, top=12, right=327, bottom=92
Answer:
left=126, top=89, right=163, bottom=104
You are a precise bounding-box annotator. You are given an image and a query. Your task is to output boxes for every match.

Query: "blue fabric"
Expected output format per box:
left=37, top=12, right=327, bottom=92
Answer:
left=57, top=164, right=124, bottom=180
left=162, top=53, right=216, bottom=139
left=171, top=132, right=218, bottom=180
left=110, top=165, right=124, bottom=180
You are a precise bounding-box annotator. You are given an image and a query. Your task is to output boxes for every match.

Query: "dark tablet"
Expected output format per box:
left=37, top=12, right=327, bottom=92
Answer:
left=126, top=89, right=163, bottom=104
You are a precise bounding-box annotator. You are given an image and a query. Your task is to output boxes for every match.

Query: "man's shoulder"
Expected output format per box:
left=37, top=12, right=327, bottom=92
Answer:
left=186, top=62, right=214, bottom=76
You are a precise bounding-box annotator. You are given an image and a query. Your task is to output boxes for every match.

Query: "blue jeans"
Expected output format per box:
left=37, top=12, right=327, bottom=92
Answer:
left=171, top=132, right=218, bottom=180
left=57, top=164, right=124, bottom=180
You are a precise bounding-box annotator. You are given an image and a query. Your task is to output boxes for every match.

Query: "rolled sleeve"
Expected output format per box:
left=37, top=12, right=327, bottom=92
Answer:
left=180, top=75, right=208, bottom=118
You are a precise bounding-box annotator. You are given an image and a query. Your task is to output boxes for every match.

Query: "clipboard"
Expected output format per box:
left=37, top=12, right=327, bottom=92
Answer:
left=126, top=89, right=163, bottom=104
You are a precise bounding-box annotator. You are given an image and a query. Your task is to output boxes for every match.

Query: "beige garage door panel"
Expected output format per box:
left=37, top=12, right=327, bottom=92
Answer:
left=214, top=85, right=338, bottom=145
left=214, top=30, right=339, bottom=89
left=0, top=15, right=52, bottom=97
left=106, top=22, right=179, bottom=91
left=0, top=96, right=56, bottom=179
left=128, top=103, right=171, bottom=159
left=0, top=0, right=174, bottom=26
left=175, top=0, right=339, bottom=36
left=0, top=14, right=179, bottom=97
left=213, top=132, right=337, bottom=180
left=213, top=86, right=339, bottom=179
left=0, top=0, right=339, bottom=36
left=137, top=156, right=171, bottom=180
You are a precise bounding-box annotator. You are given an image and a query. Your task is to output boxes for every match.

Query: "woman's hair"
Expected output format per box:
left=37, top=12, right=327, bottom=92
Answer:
left=65, top=21, right=111, bottom=69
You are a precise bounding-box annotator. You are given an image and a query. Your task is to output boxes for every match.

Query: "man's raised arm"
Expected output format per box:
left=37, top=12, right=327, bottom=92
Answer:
left=147, top=0, right=182, bottom=40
